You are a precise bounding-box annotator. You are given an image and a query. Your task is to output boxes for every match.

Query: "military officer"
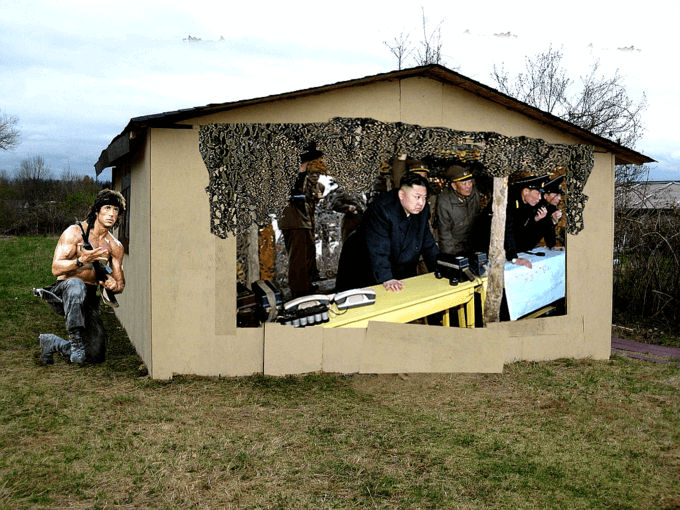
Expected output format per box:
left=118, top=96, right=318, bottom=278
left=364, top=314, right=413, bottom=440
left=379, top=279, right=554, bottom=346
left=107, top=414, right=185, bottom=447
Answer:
left=473, top=174, right=550, bottom=269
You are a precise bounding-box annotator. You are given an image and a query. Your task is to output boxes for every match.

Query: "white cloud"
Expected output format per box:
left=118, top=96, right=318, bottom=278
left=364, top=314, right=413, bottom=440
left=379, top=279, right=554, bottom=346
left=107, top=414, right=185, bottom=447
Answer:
left=0, top=0, right=677, bottom=180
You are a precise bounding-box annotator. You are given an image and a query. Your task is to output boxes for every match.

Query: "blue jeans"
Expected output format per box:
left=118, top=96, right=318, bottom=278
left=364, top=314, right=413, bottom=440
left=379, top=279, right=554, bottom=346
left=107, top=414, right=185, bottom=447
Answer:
left=37, top=278, right=108, bottom=363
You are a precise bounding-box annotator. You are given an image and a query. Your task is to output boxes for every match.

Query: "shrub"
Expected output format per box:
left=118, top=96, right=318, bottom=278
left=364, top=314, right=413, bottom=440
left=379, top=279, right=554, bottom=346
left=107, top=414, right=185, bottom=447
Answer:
left=613, top=206, right=680, bottom=331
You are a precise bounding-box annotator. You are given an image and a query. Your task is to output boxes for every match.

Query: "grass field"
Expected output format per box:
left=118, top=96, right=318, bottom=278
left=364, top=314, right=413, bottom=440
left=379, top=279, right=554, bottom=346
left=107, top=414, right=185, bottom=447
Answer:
left=1, top=236, right=679, bottom=509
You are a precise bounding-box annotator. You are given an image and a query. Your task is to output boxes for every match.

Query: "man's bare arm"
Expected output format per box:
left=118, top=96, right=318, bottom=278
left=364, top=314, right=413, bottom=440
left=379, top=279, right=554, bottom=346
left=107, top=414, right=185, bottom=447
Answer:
left=52, top=226, right=83, bottom=278
left=52, top=225, right=114, bottom=282
left=104, top=237, right=125, bottom=294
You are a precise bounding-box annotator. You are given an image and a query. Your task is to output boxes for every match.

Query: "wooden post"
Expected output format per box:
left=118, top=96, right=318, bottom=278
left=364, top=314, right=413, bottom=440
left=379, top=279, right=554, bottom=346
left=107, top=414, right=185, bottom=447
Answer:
left=484, top=176, right=508, bottom=323
left=246, top=221, right=260, bottom=287
left=259, top=222, right=276, bottom=281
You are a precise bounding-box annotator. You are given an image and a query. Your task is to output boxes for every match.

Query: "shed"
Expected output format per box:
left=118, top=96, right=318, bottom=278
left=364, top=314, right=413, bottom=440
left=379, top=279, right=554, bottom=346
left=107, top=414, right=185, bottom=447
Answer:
left=95, top=64, right=653, bottom=380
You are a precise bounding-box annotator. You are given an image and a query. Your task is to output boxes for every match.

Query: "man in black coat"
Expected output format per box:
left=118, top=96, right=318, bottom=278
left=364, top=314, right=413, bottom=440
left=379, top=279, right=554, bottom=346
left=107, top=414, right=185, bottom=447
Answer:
left=514, top=174, right=566, bottom=253
left=473, top=174, right=549, bottom=269
left=335, top=172, right=439, bottom=293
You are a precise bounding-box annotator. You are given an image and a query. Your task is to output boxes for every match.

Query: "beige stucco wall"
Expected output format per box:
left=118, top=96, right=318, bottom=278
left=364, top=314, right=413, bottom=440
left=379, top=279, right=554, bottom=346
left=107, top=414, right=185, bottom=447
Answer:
left=117, top=75, right=616, bottom=378
left=194, top=80, right=402, bottom=126
left=113, top=133, right=152, bottom=365
left=566, top=151, right=616, bottom=359
left=144, top=127, right=263, bottom=379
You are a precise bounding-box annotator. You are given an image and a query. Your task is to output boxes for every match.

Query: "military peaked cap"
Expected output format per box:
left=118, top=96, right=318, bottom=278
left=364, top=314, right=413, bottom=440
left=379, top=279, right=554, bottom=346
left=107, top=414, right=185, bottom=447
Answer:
left=511, top=174, right=550, bottom=191
left=445, top=165, right=474, bottom=182
left=406, top=159, right=430, bottom=174
left=543, top=175, right=565, bottom=194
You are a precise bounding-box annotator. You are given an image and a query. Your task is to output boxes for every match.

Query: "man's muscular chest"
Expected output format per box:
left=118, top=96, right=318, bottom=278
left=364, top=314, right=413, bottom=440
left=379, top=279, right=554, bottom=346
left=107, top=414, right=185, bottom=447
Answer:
left=87, top=235, right=114, bottom=260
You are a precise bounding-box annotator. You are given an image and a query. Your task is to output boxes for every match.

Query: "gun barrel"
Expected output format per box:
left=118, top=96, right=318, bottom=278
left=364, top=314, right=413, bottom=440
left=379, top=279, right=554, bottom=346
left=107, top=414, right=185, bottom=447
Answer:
left=92, top=261, right=112, bottom=281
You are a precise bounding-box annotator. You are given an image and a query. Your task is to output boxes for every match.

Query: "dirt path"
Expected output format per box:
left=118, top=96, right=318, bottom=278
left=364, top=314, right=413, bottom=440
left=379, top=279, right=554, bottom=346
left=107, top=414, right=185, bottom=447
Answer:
left=612, top=337, right=680, bottom=364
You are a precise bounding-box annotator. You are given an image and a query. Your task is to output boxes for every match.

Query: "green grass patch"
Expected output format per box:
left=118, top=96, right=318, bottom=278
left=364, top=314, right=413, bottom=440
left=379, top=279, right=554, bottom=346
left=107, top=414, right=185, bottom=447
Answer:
left=1, top=236, right=679, bottom=509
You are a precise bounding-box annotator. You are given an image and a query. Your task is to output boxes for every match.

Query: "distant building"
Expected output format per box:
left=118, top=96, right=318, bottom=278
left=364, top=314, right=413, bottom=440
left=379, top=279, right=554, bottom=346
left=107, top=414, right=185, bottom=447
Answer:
left=614, top=180, right=679, bottom=255
left=617, top=181, right=680, bottom=211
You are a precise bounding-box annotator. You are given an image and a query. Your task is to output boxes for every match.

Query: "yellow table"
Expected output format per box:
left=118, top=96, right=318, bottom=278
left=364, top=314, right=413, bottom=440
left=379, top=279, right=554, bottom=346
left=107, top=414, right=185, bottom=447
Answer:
left=323, top=273, right=487, bottom=328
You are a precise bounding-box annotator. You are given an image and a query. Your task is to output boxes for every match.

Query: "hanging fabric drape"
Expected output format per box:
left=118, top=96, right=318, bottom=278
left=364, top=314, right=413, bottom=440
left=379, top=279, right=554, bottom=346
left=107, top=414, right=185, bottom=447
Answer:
left=199, top=117, right=593, bottom=238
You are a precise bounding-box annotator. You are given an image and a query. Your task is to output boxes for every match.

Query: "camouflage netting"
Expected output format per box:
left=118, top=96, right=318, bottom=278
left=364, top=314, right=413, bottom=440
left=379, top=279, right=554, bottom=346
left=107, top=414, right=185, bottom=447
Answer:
left=199, top=117, right=594, bottom=238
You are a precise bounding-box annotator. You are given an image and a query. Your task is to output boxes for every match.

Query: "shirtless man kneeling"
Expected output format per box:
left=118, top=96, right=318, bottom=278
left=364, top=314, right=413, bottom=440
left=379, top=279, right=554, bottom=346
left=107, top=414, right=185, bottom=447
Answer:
left=35, top=189, right=126, bottom=365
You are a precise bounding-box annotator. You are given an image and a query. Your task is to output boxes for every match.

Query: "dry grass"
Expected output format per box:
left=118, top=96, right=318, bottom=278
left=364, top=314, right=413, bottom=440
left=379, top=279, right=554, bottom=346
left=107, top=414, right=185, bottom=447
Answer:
left=1, top=237, right=679, bottom=509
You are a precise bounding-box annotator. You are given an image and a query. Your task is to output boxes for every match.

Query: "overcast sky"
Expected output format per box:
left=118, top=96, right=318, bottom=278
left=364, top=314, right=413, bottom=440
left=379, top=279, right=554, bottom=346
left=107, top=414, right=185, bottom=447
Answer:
left=1, top=0, right=677, bottom=183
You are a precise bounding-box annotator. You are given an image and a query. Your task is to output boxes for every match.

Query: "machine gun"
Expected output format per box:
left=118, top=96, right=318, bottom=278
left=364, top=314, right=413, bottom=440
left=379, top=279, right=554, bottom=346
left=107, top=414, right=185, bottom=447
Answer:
left=77, top=222, right=118, bottom=308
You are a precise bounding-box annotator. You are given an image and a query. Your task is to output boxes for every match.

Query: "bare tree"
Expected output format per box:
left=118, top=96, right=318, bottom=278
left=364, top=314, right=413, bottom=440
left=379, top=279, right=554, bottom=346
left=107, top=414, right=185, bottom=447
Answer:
left=384, top=8, right=451, bottom=69
left=413, top=7, right=444, bottom=66
left=383, top=31, right=413, bottom=70
left=60, top=163, right=80, bottom=182
left=492, top=45, right=570, bottom=114
left=565, top=61, right=647, bottom=149
left=615, top=164, right=649, bottom=189
left=0, top=111, right=20, bottom=151
left=60, top=163, right=82, bottom=194
left=492, top=45, right=647, bottom=171
left=16, top=155, right=52, bottom=181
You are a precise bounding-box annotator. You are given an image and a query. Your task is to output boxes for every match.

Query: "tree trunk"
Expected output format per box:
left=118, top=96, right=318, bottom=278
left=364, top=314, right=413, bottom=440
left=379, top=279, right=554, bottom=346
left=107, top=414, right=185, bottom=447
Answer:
left=484, top=176, right=508, bottom=323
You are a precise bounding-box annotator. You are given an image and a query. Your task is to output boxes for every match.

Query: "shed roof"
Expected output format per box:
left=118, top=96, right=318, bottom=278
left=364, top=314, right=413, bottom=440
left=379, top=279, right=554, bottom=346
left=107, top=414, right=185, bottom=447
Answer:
left=95, top=64, right=654, bottom=175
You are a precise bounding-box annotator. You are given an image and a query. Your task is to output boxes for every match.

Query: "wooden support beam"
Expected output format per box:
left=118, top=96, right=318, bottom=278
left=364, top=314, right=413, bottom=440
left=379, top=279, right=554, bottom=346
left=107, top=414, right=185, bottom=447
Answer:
left=484, top=176, right=508, bottom=323
left=246, top=221, right=260, bottom=287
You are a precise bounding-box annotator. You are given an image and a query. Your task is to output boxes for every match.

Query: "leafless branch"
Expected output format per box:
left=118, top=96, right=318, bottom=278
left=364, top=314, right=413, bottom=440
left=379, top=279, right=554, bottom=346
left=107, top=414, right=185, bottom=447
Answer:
left=16, top=155, right=52, bottom=181
left=0, top=111, right=21, bottom=151
left=491, top=46, right=648, bottom=187
left=413, top=7, right=445, bottom=66
left=492, top=45, right=570, bottom=114
left=384, top=8, right=454, bottom=69
left=383, top=31, right=413, bottom=70
left=565, top=61, right=647, bottom=148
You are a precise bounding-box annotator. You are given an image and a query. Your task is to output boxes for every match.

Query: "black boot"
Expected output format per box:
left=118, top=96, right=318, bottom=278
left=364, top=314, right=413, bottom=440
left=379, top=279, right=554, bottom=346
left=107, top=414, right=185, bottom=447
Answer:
left=69, top=331, right=86, bottom=364
left=39, top=334, right=71, bottom=365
